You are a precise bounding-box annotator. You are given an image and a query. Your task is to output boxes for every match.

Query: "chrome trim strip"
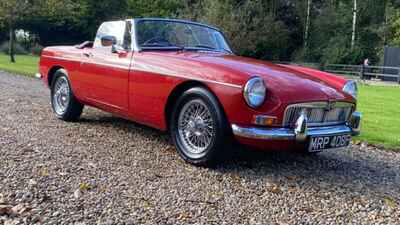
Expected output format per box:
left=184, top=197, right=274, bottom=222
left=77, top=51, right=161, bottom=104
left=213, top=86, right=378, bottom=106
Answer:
left=134, top=66, right=242, bottom=89
left=232, top=124, right=356, bottom=141
left=41, top=55, right=130, bottom=70
left=232, top=124, right=296, bottom=140
left=42, top=55, right=243, bottom=89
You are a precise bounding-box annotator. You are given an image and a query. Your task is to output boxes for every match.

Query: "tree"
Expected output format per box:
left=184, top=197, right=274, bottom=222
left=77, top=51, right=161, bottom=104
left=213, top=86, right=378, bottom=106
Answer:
left=351, top=0, right=357, bottom=50
left=0, top=0, right=32, bottom=62
left=304, top=0, right=312, bottom=50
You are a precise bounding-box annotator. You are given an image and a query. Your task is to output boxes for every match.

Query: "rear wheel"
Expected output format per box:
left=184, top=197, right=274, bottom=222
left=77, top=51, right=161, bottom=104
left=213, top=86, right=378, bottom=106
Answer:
left=170, top=87, right=230, bottom=166
left=51, top=69, right=84, bottom=121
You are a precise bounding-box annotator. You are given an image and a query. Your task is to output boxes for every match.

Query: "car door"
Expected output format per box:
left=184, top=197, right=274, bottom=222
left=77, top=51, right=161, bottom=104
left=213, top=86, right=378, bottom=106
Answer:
left=80, top=21, right=132, bottom=113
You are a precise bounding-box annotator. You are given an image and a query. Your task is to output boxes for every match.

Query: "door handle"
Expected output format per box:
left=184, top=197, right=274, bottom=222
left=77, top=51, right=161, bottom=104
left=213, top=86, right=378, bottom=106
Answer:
left=83, top=52, right=93, bottom=58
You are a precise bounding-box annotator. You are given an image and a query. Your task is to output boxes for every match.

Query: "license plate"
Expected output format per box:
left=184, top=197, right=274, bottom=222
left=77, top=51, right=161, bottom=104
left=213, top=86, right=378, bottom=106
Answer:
left=308, top=134, right=351, bottom=152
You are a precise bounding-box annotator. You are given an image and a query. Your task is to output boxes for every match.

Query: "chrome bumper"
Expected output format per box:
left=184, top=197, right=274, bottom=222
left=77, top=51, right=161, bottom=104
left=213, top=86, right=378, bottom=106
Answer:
left=232, top=111, right=362, bottom=141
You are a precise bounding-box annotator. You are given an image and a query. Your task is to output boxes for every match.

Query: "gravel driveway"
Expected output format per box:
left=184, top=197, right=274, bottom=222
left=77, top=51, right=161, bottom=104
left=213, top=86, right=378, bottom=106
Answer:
left=0, top=71, right=399, bottom=225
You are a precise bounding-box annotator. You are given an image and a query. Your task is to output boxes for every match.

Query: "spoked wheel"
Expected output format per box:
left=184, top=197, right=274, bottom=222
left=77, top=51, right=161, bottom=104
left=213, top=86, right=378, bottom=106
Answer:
left=177, top=99, right=215, bottom=158
left=51, top=69, right=84, bottom=121
left=53, top=76, right=70, bottom=115
left=170, top=87, right=230, bottom=166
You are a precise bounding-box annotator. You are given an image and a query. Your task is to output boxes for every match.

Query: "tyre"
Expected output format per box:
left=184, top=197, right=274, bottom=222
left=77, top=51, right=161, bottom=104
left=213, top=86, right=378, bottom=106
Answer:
left=50, top=69, right=84, bottom=121
left=170, top=87, right=230, bottom=166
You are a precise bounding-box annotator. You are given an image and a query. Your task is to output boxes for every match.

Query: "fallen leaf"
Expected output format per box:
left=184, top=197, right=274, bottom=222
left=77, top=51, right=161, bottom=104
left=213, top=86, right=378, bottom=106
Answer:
left=267, top=184, right=282, bottom=194
left=384, top=196, right=397, bottom=208
left=79, top=183, right=91, bottom=191
left=0, top=204, right=12, bottom=215
left=39, top=167, right=49, bottom=177
left=143, top=200, right=152, bottom=209
left=177, top=212, right=191, bottom=220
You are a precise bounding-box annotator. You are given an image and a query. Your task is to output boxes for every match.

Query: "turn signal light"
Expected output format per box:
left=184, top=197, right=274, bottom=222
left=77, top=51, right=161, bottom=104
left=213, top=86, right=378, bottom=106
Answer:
left=252, top=115, right=277, bottom=126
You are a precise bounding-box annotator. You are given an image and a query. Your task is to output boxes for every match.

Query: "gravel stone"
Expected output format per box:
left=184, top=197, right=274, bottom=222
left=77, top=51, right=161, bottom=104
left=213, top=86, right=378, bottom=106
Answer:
left=0, top=71, right=399, bottom=224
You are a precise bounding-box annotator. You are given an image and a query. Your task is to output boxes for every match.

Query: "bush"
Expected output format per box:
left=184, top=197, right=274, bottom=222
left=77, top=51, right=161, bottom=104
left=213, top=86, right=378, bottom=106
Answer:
left=180, top=0, right=290, bottom=61
left=320, top=38, right=365, bottom=65
left=30, top=45, right=44, bottom=56
left=0, top=41, right=29, bottom=55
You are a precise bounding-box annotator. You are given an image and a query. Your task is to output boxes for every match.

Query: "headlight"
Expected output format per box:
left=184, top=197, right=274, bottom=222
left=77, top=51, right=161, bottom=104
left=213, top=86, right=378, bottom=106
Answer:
left=244, top=76, right=266, bottom=108
left=342, top=80, right=358, bottom=99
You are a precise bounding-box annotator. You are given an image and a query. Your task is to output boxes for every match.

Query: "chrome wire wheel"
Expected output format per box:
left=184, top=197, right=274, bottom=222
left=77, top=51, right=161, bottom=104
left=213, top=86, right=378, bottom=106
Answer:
left=177, top=99, right=215, bottom=157
left=52, top=76, right=70, bottom=115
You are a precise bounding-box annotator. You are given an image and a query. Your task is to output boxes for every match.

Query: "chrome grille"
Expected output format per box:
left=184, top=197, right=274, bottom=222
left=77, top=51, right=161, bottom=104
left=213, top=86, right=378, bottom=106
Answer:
left=283, top=102, right=354, bottom=127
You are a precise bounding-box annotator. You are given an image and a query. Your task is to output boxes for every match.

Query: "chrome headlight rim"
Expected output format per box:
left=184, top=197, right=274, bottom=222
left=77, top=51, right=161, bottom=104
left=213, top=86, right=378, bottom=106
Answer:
left=342, top=80, right=358, bottom=99
left=243, top=76, right=266, bottom=108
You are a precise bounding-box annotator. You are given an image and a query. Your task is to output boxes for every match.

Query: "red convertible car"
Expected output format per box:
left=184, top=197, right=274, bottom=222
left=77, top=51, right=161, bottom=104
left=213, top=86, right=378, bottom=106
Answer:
left=38, top=18, right=361, bottom=165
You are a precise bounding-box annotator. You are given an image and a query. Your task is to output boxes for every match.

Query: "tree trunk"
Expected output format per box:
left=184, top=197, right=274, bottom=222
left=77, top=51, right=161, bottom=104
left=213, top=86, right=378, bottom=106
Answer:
left=304, top=0, right=312, bottom=49
left=9, top=22, right=16, bottom=63
left=351, top=0, right=357, bottom=50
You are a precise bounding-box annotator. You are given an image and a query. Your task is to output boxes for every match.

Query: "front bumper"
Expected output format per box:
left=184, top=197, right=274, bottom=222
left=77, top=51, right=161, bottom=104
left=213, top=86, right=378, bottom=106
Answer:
left=232, top=111, right=362, bottom=141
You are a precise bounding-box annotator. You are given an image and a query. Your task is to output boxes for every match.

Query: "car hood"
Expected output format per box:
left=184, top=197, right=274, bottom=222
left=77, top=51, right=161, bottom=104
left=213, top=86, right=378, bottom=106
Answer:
left=173, top=52, right=349, bottom=103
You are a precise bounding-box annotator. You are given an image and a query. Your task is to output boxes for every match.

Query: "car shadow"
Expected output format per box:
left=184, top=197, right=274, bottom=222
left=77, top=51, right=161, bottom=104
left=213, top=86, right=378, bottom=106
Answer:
left=78, top=112, right=400, bottom=199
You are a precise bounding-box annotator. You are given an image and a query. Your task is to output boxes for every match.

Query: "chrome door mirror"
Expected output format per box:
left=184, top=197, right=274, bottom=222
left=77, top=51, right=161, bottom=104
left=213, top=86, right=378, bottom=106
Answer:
left=101, top=35, right=117, bottom=47
left=111, top=44, right=126, bottom=54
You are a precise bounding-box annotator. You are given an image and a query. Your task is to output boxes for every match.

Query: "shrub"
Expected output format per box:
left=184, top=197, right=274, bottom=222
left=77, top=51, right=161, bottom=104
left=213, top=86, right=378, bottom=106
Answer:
left=30, top=45, right=44, bottom=56
left=0, top=41, right=29, bottom=55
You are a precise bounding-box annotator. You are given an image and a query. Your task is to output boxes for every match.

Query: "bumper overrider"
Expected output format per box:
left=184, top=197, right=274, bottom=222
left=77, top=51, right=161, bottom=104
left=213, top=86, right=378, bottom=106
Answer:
left=232, top=111, right=361, bottom=142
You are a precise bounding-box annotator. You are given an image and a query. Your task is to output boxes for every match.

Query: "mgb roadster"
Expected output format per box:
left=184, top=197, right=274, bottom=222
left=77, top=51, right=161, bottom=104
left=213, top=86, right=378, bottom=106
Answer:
left=38, top=18, right=361, bottom=165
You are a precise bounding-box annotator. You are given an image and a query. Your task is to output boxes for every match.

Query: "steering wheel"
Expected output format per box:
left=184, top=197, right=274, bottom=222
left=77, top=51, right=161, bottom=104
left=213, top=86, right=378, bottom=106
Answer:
left=143, top=37, right=171, bottom=46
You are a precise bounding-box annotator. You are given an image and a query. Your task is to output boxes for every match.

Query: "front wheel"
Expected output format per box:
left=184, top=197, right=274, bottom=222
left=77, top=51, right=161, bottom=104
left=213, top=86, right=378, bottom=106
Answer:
left=50, top=69, right=84, bottom=121
left=170, top=87, right=230, bottom=166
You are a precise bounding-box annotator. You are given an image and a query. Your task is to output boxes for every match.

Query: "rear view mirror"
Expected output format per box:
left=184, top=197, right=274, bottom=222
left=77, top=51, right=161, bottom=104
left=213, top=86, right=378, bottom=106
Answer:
left=101, top=35, right=117, bottom=47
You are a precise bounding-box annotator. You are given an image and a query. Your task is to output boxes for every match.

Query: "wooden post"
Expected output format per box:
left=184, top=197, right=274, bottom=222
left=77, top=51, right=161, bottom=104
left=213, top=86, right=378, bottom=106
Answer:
left=360, top=64, right=365, bottom=80
left=397, top=68, right=400, bottom=84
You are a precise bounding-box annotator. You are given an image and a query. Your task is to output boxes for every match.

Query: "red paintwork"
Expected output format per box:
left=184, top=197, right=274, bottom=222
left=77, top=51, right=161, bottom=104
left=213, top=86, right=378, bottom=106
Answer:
left=39, top=46, right=354, bottom=149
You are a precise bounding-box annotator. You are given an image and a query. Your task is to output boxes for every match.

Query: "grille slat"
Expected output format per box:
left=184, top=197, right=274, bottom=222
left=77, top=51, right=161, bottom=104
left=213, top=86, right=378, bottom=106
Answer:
left=283, top=102, right=354, bottom=127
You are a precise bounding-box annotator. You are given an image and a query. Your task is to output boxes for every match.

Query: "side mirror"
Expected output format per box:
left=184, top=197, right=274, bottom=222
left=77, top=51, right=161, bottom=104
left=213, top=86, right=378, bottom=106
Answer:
left=111, top=45, right=128, bottom=57
left=111, top=44, right=126, bottom=54
left=101, top=35, right=117, bottom=47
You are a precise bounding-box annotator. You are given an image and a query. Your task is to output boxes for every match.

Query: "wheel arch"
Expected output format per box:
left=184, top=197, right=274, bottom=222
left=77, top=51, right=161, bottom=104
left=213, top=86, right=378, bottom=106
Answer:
left=164, top=80, right=228, bottom=131
left=47, top=65, right=65, bottom=86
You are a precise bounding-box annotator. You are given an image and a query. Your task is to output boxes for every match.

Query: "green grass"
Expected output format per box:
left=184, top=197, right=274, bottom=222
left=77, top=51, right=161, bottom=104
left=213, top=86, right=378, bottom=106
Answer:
left=0, top=54, right=39, bottom=76
left=356, top=85, right=400, bottom=150
left=0, top=53, right=399, bottom=150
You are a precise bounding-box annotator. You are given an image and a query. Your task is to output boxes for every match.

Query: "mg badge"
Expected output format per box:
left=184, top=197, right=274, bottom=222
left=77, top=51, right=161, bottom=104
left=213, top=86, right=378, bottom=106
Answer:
left=326, top=101, right=336, bottom=111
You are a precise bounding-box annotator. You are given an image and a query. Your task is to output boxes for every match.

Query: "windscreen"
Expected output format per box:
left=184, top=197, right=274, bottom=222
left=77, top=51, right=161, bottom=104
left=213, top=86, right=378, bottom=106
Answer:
left=136, top=20, right=232, bottom=53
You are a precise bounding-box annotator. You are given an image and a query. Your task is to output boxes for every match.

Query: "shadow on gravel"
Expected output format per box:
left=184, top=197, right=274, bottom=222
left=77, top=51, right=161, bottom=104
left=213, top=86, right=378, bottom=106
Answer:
left=79, top=114, right=400, bottom=196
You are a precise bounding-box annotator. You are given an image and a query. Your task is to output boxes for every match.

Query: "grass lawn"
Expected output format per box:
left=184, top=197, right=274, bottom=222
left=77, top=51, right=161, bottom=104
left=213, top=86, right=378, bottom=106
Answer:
left=0, top=54, right=39, bottom=77
left=0, top=53, right=399, bottom=150
left=356, top=85, right=400, bottom=150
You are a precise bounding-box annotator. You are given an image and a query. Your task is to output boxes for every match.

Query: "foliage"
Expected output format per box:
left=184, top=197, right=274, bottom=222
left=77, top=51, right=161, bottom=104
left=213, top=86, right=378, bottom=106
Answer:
left=390, top=11, right=400, bottom=46
left=30, top=44, right=44, bottom=56
left=0, top=42, right=28, bottom=55
left=1, top=0, right=400, bottom=64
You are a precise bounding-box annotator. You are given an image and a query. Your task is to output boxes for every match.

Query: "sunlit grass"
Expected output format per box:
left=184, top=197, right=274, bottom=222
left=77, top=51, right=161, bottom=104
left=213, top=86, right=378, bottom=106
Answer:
left=0, top=54, right=39, bottom=76
left=355, top=84, right=400, bottom=150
